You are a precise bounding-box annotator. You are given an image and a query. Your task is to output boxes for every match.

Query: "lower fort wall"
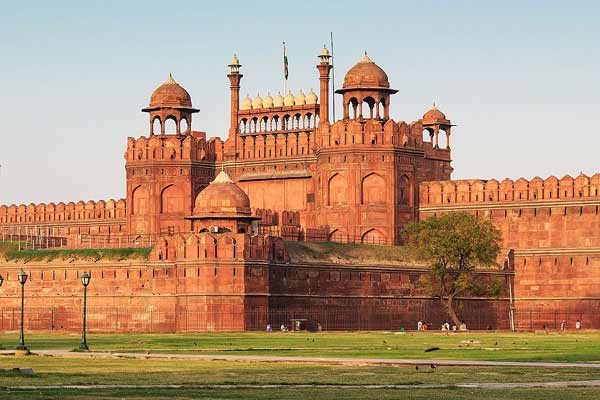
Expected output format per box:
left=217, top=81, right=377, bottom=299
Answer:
left=0, top=258, right=510, bottom=333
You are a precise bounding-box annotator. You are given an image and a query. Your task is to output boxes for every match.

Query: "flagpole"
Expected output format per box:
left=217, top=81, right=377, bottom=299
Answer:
left=283, top=42, right=287, bottom=95
left=330, top=32, right=335, bottom=122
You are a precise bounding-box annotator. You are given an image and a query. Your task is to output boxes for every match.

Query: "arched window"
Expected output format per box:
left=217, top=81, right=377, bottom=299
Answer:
left=152, top=117, right=162, bottom=135
left=164, top=117, right=177, bottom=134
left=180, top=118, right=189, bottom=134
left=362, top=96, right=376, bottom=119
left=438, top=128, right=448, bottom=148
left=423, top=128, right=433, bottom=143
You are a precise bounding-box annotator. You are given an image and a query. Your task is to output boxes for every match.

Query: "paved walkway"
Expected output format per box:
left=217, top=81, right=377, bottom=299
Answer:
left=2, top=349, right=600, bottom=369
left=4, top=380, right=600, bottom=390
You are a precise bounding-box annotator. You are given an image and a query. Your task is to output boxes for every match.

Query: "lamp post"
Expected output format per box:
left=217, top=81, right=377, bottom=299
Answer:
left=16, top=269, right=29, bottom=355
left=79, top=271, right=91, bottom=351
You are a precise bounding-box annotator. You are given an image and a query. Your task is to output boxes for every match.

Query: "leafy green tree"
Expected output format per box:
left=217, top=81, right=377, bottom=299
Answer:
left=403, top=212, right=502, bottom=326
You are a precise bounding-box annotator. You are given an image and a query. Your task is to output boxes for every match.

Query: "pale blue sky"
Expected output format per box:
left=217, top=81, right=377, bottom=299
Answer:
left=0, top=1, right=599, bottom=204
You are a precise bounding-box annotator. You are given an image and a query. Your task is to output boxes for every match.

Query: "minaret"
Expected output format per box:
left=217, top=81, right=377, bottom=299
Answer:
left=227, top=55, right=243, bottom=145
left=316, top=46, right=332, bottom=125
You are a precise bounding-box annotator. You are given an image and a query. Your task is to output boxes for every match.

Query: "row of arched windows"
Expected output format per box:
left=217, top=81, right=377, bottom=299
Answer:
left=239, top=113, right=319, bottom=134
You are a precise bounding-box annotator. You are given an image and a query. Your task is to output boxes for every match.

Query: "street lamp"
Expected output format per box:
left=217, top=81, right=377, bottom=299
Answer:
left=16, top=269, right=29, bottom=355
left=79, top=271, right=91, bottom=351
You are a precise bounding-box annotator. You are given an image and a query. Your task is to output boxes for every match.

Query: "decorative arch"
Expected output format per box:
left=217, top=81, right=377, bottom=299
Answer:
left=398, top=174, right=410, bottom=205
left=328, top=173, right=348, bottom=206
left=329, top=228, right=347, bottom=243
left=361, top=173, right=386, bottom=205
left=161, top=184, right=184, bottom=214
left=131, top=185, right=149, bottom=215
left=361, top=228, right=384, bottom=244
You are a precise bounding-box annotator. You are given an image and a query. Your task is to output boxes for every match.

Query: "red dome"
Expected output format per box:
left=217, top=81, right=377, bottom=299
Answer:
left=342, top=54, right=390, bottom=89
left=423, top=105, right=449, bottom=124
left=149, top=74, right=193, bottom=109
left=194, top=171, right=251, bottom=217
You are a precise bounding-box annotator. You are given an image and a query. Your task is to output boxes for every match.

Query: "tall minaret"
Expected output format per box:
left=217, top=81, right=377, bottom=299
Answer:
left=316, top=46, right=332, bottom=125
left=227, top=55, right=243, bottom=149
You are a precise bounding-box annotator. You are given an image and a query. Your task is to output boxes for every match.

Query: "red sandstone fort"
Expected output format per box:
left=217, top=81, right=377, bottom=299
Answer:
left=0, top=48, right=598, bottom=332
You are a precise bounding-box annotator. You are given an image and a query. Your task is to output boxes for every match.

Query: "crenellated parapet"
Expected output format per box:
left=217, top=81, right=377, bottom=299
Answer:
left=318, top=118, right=450, bottom=158
left=125, top=132, right=218, bottom=163
left=149, top=232, right=288, bottom=263
left=419, top=173, right=600, bottom=207
left=0, top=199, right=126, bottom=225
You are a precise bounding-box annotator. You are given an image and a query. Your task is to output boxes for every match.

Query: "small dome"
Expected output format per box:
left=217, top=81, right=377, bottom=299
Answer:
left=422, top=104, right=449, bottom=124
left=319, top=46, right=330, bottom=58
left=294, top=90, right=306, bottom=105
left=342, top=53, right=390, bottom=90
left=252, top=94, right=263, bottom=109
left=149, top=74, right=193, bottom=108
left=306, top=89, right=318, bottom=105
left=284, top=90, right=295, bottom=106
left=194, top=171, right=251, bottom=217
left=273, top=92, right=284, bottom=107
left=263, top=93, right=274, bottom=108
left=229, top=54, right=240, bottom=66
left=241, top=94, right=252, bottom=110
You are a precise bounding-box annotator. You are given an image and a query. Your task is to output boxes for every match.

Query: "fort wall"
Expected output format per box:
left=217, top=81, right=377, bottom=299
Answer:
left=0, top=256, right=510, bottom=333
left=419, top=174, right=600, bottom=328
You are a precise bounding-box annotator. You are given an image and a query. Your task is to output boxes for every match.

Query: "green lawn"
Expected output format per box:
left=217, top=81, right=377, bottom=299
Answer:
left=2, top=331, right=599, bottom=363
left=1, top=387, right=600, bottom=400
left=1, top=331, right=600, bottom=399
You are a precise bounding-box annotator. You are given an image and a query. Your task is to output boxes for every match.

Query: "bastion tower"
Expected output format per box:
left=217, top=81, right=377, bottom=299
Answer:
left=125, top=74, right=215, bottom=236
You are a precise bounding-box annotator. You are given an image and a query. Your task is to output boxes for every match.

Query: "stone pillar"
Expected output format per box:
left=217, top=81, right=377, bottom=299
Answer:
left=317, top=62, right=332, bottom=124
left=228, top=72, right=243, bottom=140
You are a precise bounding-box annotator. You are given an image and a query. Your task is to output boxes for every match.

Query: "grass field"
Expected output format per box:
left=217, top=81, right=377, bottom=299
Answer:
left=2, top=331, right=599, bottom=362
left=1, top=331, right=600, bottom=399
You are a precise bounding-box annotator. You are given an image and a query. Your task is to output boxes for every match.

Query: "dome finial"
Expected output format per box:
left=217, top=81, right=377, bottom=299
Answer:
left=359, top=52, right=372, bottom=63
left=166, top=73, right=176, bottom=84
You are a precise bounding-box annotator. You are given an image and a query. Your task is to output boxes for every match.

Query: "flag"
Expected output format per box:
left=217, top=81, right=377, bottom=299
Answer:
left=283, top=42, right=289, bottom=80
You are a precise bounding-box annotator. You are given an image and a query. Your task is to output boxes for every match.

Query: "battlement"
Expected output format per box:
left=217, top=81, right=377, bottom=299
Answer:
left=319, top=118, right=450, bottom=157
left=149, top=232, right=288, bottom=263
left=125, top=132, right=223, bottom=163
left=419, top=173, right=600, bottom=206
left=0, top=199, right=126, bottom=225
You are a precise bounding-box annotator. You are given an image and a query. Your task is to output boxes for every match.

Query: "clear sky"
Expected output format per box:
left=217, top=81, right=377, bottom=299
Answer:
left=0, top=0, right=599, bottom=205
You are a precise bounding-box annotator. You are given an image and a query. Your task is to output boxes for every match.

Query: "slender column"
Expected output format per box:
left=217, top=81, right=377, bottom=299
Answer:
left=228, top=71, right=243, bottom=157
left=317, top=62, right=332, bottom=125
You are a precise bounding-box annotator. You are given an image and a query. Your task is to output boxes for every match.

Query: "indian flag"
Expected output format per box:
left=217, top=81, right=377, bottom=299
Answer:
left=283, top=42, right=289, bottom=80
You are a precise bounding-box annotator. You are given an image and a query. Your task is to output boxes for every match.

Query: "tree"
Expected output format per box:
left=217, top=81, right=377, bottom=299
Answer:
left=403, top=212, right=502, bottom=326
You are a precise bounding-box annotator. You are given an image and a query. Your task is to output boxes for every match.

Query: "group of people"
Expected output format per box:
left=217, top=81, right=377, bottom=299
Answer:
left=559, top=319, right=582, bottom=331
left=265, top=322, right=323, bottom=332
left=416, top=320, right=468, bottom=332
left=265, top=323, right=288, bottom=332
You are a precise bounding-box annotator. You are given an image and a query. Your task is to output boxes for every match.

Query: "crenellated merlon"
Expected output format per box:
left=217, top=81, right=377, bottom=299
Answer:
left=0, top=199, right=126, bottom=225
left=125, top=132, right=222, bottom=163
left=420, top=174, right=600, bottom=206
